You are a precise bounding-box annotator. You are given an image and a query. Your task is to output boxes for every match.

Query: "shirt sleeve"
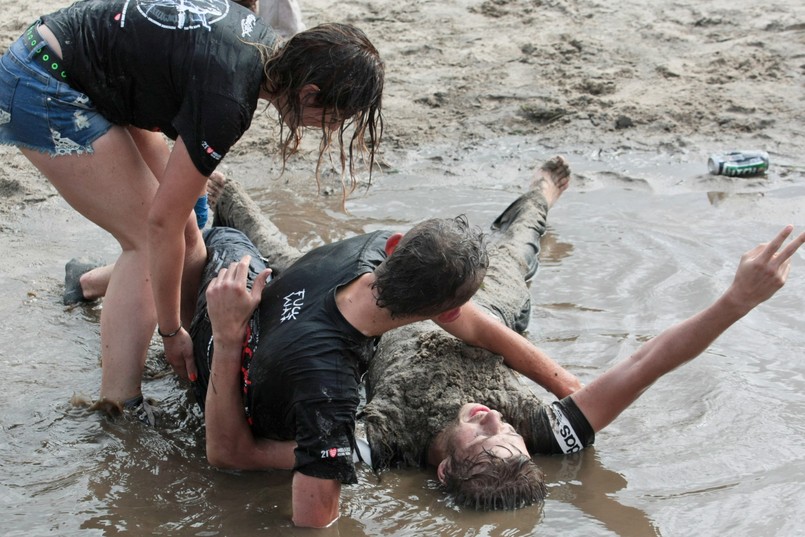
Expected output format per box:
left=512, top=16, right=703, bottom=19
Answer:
left=173, top=90, right=252, bottom=176
left=292, top=398, right=359, bottom=485
left=523, top=396, right=595, bottom=455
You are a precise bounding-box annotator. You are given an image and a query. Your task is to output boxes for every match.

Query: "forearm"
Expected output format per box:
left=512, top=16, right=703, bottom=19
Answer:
left=573, top=293, right=749, bottom=432
left=502, top=332, right=581, bottom=398
left=149, top=138, right=210, bottom=330
left=571, top=225, right=804, bottom=434
left=204, top=340, right=294, bottom=470
left=148, top=219, right=186, bottom=331
left=204, top=340, right=252, bottom=467
left=627, top=293, right=747, bottom=378
left=203, top=257, right=291, bottom=469
left=440, top=303, right=581, bottom=397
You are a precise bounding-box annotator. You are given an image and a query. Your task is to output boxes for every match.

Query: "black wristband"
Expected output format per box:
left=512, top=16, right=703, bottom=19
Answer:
left=158, top=324, right=182, bottom=338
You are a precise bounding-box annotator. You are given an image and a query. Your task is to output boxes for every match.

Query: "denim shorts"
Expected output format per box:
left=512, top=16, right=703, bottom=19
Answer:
left=0, top=26, right=113, bottom=156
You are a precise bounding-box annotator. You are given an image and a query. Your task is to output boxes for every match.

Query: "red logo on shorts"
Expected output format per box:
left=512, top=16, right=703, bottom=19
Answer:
left=328, top=448, right=337, bottom=458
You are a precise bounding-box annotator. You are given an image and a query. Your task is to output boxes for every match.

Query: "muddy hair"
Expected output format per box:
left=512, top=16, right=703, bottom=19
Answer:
left=442, top=449, right=547, bottom=510
left=256, top=23, right=384, bottom=203
left=372, top=215, right=488, bottom=319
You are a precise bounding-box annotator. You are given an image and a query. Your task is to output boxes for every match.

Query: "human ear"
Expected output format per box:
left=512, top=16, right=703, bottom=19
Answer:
left=384, top=233, right=404, bottom=256
left=436, top=459, right=449, bottom=484
left=298, top=84, right=321, bottom=106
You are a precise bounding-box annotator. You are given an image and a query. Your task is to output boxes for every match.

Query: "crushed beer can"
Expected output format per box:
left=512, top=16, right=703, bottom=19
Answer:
left=707, top=150, right=769, bottom=177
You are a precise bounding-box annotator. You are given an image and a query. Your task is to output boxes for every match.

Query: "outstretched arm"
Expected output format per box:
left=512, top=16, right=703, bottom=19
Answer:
left=203, top=256, right=296, bottom=470
left=572, top=225, right=805, bottom=433
left=436, top=302, right=582, bottom=398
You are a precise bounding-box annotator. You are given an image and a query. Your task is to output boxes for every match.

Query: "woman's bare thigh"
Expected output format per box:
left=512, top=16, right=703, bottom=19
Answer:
left=22, top=126, right=159, bottom=250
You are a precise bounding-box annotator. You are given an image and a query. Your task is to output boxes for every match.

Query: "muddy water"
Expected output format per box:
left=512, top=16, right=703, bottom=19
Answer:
left=1, top=140, right=804, bottom=536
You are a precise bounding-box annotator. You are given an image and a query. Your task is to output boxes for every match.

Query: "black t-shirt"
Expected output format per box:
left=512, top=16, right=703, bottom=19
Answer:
left=192, top=228, right=390, bottom=484
left=43, top=0, right=276, bottom=175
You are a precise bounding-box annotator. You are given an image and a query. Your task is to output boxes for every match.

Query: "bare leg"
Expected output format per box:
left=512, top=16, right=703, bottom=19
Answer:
left=180, top=221, right=206, bottom=329
left=474, top=155, right=571, bottom=332
left=127, top=127, right=170, bottom=176
left=66, top=128, right=171, bottom=304
left=71, top=220, right=204, bottom=306
left=23, top=127, right=158, bottom=403
left=69, top=170, right=223, bottom=304
left=76, top=262, right=112, bottom=301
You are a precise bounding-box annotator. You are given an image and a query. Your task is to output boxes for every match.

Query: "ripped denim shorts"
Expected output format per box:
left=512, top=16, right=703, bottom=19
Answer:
left=0, top=25, right=112, bottom=156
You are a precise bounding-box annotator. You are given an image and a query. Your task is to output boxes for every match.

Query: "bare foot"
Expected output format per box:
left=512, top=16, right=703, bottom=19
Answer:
left=79, top=263, right=114, bottom=301
left=207, top=171, right=227, bottom=212
left=531, top=155, right=570, bottom=208
left=63, top=258, right=102, bottom=304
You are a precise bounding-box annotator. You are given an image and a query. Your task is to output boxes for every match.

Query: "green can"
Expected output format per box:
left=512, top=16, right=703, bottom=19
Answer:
left=707, top=151, right=770, bottom=177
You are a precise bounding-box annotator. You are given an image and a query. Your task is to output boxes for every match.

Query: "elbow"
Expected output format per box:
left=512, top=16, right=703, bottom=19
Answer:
left=147, top=203, right=184, bottom=238
left=206, top=443, right=240, bottom=470
left=206, top=451, right=230, bottom=469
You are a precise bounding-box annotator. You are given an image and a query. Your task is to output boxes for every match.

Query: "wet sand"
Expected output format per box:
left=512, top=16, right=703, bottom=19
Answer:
left=3, top=0, right=804, bottom=216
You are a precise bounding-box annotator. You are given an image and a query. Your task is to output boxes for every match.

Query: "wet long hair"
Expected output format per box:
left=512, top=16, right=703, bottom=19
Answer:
left=257, top=23, right=384, bottom=201
left=372, top=215, right=489, bottom=319
left=442, top=449, right=547, bottom=510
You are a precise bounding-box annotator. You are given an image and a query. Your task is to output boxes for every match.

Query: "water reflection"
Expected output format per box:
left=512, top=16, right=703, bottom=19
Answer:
left=540, top=450, right=661, bottom=537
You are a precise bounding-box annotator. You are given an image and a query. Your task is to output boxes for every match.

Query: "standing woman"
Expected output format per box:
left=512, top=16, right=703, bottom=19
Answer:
left=0, top=0, right=384, bottom=413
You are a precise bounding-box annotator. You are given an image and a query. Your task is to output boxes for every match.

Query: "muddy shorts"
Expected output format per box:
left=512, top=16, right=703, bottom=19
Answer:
left=0, top=23, right=112, bottom=156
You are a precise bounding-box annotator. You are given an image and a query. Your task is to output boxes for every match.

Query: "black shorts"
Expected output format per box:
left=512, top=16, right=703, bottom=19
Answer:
left=190, top=227, right=267, bottom=415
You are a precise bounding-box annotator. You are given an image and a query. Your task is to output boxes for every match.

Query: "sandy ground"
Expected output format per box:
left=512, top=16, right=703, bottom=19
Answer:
left=2, top=0, right=803, bottom=217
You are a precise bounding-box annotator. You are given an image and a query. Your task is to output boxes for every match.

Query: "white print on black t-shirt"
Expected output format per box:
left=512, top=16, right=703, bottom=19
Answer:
left=549, top=403, right=583, bottom=454
left=321, top=446, right=351, bottom=459
left=241, top=13, right=257, bottom=37
left=133, top=0, right=231, bottom=31
left=281, top=290, right=305, bottom=322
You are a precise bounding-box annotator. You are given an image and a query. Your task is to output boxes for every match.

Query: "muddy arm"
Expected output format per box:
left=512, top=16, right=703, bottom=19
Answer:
left=437, top=301, right=581, bottom=398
